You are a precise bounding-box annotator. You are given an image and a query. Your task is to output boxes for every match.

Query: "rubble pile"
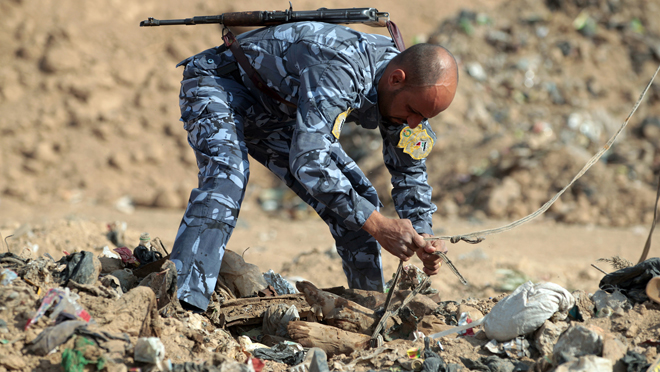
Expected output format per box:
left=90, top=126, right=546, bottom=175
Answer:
left=0, top=221, right=659, bottom=372
left=409, top=0, right=660, bottom=226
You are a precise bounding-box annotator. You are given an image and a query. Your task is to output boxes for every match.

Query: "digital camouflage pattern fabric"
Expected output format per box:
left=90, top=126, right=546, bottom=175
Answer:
left=170, top=22, right=437, bottom=311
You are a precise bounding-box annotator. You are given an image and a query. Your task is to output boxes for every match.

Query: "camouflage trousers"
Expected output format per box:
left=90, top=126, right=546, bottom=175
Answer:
left=171, top=76, right=385, bottom=311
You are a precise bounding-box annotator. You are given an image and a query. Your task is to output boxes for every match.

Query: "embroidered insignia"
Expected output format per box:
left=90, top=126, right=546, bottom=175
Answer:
left=397, top=125, right=434, bottom=160
left=332, top=109, right=352, bottom=139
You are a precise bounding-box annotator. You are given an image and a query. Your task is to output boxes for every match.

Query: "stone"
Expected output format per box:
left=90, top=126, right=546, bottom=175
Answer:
left=534, top=320, right=569, bottom=356
left=552, top=325, right=603, bottom=366
left=554, top=355, right=612, bottom=372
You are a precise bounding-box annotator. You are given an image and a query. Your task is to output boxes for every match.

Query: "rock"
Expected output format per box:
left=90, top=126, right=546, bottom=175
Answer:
left=101, top=275, right=123, bottom=298
left=572, top=290, right=595, bottom=321
left=466, top=61, right=487, bottom=81
left=111, top=268, right=138, bottom=293
left=0, top=355, right=27, bottom=370
left=152, top=187, right=184, bottom=209
left=593, top=290, right=631, bottom=317
left=534, top=320, right=569, bottom=356
left=99, top=286, right=161, bottom=337
left=100, top=257, right=124, bottom=274
left=406, top=294, right=439, bottom=318
left=417, top=317, right=457, bottom=339
left=602, top=333, right=627, bottom=365
left=552, top=325, right=604, bottom=365
left=554, top=355, right=613, bottom=372
left=487, top=177, right=521, bottom=218
left=57, top=251, right=101, bottom=285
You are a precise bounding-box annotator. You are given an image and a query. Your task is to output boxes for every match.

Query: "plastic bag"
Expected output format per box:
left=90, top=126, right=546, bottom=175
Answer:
left=220, top=250, right=268, bottom=298
left=599, top=257, right=660, bottom=304
left=483, top=281, right=575, bottom=341
left=263, top=269, right=298, bottom=295
left=263, top=304, right=300, bottom=337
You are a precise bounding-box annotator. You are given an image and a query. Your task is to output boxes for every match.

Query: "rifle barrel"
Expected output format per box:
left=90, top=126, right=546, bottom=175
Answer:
left=140, top=8, right=390, bottom=28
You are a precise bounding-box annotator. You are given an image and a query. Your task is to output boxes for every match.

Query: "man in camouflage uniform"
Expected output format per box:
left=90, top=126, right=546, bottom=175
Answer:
left=170, top=22, right=458, bottom=312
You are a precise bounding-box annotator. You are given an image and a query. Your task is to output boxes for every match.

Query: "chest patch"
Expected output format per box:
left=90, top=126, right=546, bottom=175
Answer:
left=332, top=109, right=353, bottom=139
left=397, top=125, right=434, bottom=160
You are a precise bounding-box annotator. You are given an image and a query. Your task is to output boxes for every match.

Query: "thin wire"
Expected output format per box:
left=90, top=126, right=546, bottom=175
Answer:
left=426, top=63, right=660, bottom=244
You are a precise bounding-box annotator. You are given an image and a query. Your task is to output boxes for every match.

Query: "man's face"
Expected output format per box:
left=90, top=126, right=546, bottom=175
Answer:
left=378, top=83, right=455, bottom=128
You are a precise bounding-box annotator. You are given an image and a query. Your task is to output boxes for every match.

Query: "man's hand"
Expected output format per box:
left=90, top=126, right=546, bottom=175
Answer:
left=362, top=211, right=426, bottom=261
left=416, top=233, right=447, bottom=276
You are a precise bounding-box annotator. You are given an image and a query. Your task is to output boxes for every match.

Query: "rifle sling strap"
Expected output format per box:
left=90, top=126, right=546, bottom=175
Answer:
left=222, top=22, right=406, bottom=109
left=386, top=21, right=406, bottom=52
left=222, top=30, right=298, bottom=109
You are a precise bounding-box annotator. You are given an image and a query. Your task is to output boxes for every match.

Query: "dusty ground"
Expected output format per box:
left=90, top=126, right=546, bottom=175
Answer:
left=2, top=0, right=660, bottom=370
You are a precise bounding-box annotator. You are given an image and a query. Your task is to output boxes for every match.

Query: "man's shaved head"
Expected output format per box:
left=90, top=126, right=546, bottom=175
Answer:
left=377, top=43, right=459, bottom=127
left=388, top=43, right=458, bottom=87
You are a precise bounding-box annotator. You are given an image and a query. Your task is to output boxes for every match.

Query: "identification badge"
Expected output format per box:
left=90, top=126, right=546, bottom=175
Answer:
left=332, top=109, right=353, bottom=139
left=397, top=125, right=434, bottom=160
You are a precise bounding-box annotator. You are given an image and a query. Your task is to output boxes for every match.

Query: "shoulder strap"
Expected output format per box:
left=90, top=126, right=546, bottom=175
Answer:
left=386, top=21, right=406, bottom=52
left=222, top=30, right=298, bottom=109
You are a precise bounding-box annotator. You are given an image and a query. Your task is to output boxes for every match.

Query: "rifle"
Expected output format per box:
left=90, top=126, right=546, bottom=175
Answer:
left=140, top=5, right=405, bottom=108
left=140, top=6, right=390, bottom=28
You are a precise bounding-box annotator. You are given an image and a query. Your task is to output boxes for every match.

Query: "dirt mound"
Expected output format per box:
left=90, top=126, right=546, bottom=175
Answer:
left=1, top=227, right=660, bottom=371
left=412, top=0, right=660, bottom=227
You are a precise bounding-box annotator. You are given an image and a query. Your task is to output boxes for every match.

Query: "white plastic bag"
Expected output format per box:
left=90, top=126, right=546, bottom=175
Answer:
left=483, top=281, right=575, bottom=341
left=263, top=304, right=300, bottom=337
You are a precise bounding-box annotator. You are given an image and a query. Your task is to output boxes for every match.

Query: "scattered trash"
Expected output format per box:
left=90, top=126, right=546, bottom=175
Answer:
left=61, top=337, right=106, bottom=372
left=56, top=251, right=101, bottom=286
left=456, top=312, right=475, bottom=336
left=100, top=275, right=123, bottom=298
left=461, top=355, right=530, bottom=372
left=484, top=336, right=531, bottom=358
left=239, top=335, right=270, bottom=353
left=111, top=268, right=138, bottom=293
left=0, top=269, right=18, bottom=285
left=220, top=250, right=268, bottom=298
left=134, top=337, right=166, bottom=364
left=483, top=281, right=575, bottom=341
left=252, top=341, right=304, bottom=366
left=26, top=288, right=91, bottom=329
left=307, top=347, right=330, bottom=372
left=262, top=303, right=299, bottom=338
left=599, top=257, right=660, bottom=304
left=647, top=276, right=660, bottom=305
left=592, top=289, right=631, bottom=317
left=407, top=347, right=421, bottom=359
left=554, top=355, right=612, bottom=372
left=263, top=269, right=298, bottom=295
left=100, top=246, right=120, bottom=259
left=133, top=232, right=163, bottom=267
left=25, top=320, right=88, bottom=356
left=552, top=325, right=603, bottom=366
left=113, top=247, right=140, bottom=267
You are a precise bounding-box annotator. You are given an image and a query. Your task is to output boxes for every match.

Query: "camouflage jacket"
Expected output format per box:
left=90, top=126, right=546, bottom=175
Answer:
left=177, top=22, right=437, bottom=234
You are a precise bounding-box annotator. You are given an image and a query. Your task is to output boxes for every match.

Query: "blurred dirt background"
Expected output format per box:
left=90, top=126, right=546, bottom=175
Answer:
left=2, top=0, right=660, bottom=320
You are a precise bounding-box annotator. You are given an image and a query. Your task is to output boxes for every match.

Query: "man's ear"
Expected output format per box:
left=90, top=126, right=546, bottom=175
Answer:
left=388, top=69, right=406, bottom=87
